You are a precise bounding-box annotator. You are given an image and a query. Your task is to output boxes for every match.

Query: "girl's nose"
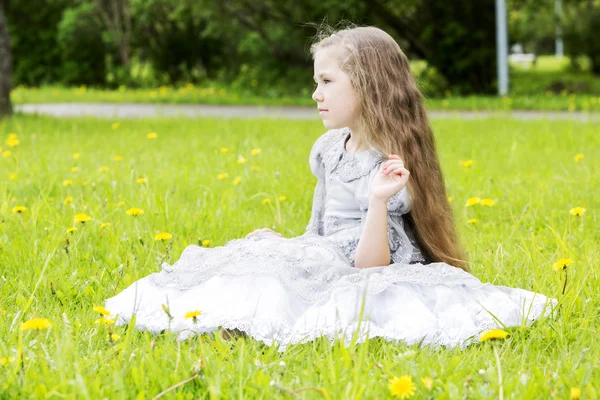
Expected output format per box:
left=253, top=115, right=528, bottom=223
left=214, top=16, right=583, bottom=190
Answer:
left=312, top=90, right=322, bottom=102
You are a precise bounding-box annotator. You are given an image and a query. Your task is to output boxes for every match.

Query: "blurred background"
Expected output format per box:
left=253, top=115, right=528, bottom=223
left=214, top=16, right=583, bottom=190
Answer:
left=1, top=0, right=599, bottom=111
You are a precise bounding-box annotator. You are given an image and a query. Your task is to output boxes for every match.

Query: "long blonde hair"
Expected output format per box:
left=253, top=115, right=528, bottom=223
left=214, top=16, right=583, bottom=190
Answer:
left=309, top=23, right=468, bottom=271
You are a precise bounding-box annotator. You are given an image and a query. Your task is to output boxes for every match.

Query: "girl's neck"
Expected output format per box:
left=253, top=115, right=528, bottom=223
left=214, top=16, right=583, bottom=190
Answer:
left=344, top=128, right=369, bottom=154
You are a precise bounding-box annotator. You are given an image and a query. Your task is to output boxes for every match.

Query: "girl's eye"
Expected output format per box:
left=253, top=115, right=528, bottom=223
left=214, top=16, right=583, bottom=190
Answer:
left=323, top=79, right=331, bottom=84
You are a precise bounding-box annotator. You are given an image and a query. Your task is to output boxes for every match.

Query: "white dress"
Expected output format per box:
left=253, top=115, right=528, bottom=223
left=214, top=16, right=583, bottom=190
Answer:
left=104, top=127, right=557, bottom=351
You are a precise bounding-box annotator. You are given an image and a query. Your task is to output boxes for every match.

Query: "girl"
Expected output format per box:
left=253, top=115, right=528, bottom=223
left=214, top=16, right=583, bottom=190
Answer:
left=104, top=25, right=556, bottom=351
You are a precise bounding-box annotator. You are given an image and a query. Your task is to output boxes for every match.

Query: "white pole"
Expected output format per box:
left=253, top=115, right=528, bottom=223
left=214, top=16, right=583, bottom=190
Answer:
left=555, top=0, right=564, bottom=58
left=495, top=0, right=509, bottom=96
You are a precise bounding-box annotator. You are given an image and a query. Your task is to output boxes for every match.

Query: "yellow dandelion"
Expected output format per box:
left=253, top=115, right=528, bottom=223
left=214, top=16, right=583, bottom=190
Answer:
left=6, top=138, right=19, bottom=147
left=113, top=155, right=123, bottom=161
left=251, top=148, right=262, bottom=155
left=237, top=156, right=248, bottom=164
left=94, top=317, right=115, bottom=325
left=115, top=201, right=125, bottom=207
left=154, top=232, right=173, bottom=241
left=388, top=375, right=416, bottom=399
left=279, top=196, right=287, bottom=201
left=20, top=318, right=52, bottom=331
left=421, top=376, right=433, bottom=391
left=126, top=208, right=144, bottom=216
left=63, top=179, right=73, bottom=187
left=93, top=305, right=112, bottom=316
left=220, top=147, right=228, bottom=153
left=71, top=167, right=78, bottom=172
left=147, top=132, right=158, bottom=139
left=467, top=218, right=478, bottom=224
left=108, top=333, right=121, bottom=342
left=479, top=329, right=509, bottom=342
left=73, top=153, right=80, bottom=159
left=202, top=239, right=211, bottom=247
left=136, top=177, right=148, bottom=184
left=571, top=387, right=581, bottom=400
left=481, top=199, right=496, bottom=206
left=98, top=166, right=109, bottom=173
left=64, top=196, right=74, bottom=205
left=465, top=197, right=481, bottom=207
left=251, top=165, right=261, bottom=172
left=185, top=310, right=202, bottom=323
left=66, top=227, right=77, bottom=234
left=11, top=206, right=27, bottom=213
left=8, top=133, right=17, bottom=140
left=574, top=154, right=584, bottom=162
left=569, top=207, right=585, bottom=216
left=232, top=176, right=241, bottom=185
left=1, top=356, right=15, bottom=366
left=262, top=198, right=271, bottom=204
left=8, top=172, right=16, bottom=180
left=100, top=222, right=111, bottom=229
left=217, top=172, right=229, bottom=180
left=460, top=160, right=473, bottom=167
left=553, top=258, right=572, bottom=271
left=2, top=150, right=11, bottom=157
left=74, top=213, right=92, bottom=223
left=112, top=122, right=120, bottom=130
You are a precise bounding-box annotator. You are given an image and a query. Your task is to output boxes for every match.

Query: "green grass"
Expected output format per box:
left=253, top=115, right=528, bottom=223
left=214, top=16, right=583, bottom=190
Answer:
left=0, top=115, right=598, bottom=398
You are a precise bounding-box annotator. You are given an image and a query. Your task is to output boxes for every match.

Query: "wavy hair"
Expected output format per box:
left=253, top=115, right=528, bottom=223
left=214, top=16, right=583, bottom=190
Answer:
left=309, top=23, right=468, bottom=271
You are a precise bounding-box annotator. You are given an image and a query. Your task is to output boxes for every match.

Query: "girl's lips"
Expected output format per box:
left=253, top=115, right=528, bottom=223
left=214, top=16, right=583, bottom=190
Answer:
left=319, top=110, right=328, bottom=114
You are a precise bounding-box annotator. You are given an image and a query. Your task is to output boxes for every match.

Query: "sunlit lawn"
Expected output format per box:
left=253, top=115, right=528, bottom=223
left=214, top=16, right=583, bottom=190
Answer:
left=0, top=115, right=598, bottom=398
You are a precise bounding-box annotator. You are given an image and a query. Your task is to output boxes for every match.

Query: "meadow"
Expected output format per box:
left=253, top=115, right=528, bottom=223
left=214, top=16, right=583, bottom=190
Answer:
left=0, top=115, right=598, bottom=398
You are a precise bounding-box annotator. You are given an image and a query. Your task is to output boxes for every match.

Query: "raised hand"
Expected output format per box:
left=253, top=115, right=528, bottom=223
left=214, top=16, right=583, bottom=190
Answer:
left=369, top=154, right=410, bottom=203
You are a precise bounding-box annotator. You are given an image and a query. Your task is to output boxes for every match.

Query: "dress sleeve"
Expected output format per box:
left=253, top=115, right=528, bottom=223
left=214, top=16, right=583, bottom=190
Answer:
left=356, top=166, right=425, bottom=265
left=305, top=132, right=329, bottom=235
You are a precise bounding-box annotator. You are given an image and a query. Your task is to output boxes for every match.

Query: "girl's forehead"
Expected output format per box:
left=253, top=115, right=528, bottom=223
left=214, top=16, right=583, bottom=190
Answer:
left=313, top=49, right=341, bottom=71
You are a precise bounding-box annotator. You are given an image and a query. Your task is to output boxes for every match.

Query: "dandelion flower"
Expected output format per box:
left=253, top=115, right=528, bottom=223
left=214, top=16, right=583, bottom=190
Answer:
left=98, top=166, right=109, bottom=173
left=93, top=305, right=112, bottom=316
left=20, top=318, right=52, bottom=331
left=71, top=167, right=78, bottom=172
left=447, top=196, right=454, bottom=203
left=2, top=150, right=10, bottom=157
left=262, top=198, right=271, bottom=204
left=147, top=132, right=157, bottom=139
left=73, top=153, right=80, bottom=159
left=571, top=387, right=581, bottom=400
left=1, top=356, right=15, bottom=365
left=460, top=160, right=473, bottom=167
left=64, top=197, right=74, bottom=206
left=421, top=376, right=433, bottom=391
left=553, top=258, right=572, bottom=271
left=100, top=222, right=111, bottom=229
left=112, top=122, right=120, bottom=130
left=154, top=232, right=173, bottom=241
left=479, top=329, right=509, bottom=342
left=465, top=197, right=481, bottom=207
left=251, top=165, right=260, bottom=172
left=185, top=310, right=202, bottom=323
left=202, top=239, right=211, bottom=247
left=12, top=206, right=27, bottom=213
left=220, top=147, right=228, bottom=153
left=113, top=155, right=123, bottom=161
left=136, top=177, right=148, bottom=184
left=63, top=179, right=73, bottom=187
left=66, top=227, right=77, bottom=234
left=6, top=138, right=19, bottom=147
left=126, top=208, right=144, bottom=216
left=279, top=196, right=287, bottom=201
left=569, top=207, right=585, bottom=216
left=8, top=133, right=17, bottom=140
left=232, top=176, right=241, bottom=185
left=251, top=148, right=262, bottom=155
left=108, top=333, right=121, bottom=342
left=574, top=154, right=584, bottom=162
left=388, top=375, right=416, bottom=399
left=237, top=156, right=248, bottom=164
left=467, top=218, right=478, bottom=224
left=74, top=213, right=92, bottom=223
left=481, top=199, right=496, bottom=206
left=217, top=172, right=228, bottom=180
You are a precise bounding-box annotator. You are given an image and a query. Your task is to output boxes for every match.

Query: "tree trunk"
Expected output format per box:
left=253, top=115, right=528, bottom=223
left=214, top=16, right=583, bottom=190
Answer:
left=0, top=0, right=12, bottom=118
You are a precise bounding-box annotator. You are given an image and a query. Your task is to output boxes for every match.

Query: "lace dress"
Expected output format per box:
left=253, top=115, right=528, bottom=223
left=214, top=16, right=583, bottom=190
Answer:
left=103, top=127, right=557, bottom=351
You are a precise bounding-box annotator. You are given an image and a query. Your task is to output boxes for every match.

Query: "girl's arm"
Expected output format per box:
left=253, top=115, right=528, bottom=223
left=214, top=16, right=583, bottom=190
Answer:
left=353, top=197, right=390, bottom=269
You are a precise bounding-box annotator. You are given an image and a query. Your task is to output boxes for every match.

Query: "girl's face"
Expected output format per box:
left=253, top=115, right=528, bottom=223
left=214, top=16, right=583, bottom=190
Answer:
left=312, top=49, right=360, bottom=131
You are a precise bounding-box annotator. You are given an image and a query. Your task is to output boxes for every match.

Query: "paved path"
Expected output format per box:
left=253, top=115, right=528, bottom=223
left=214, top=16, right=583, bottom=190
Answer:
left=14, top=103, right=600, bottom=121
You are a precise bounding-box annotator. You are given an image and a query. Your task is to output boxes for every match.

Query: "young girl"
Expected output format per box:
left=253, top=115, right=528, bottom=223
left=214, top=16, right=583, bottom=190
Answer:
left=104, top=25, right=556, bottom=351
